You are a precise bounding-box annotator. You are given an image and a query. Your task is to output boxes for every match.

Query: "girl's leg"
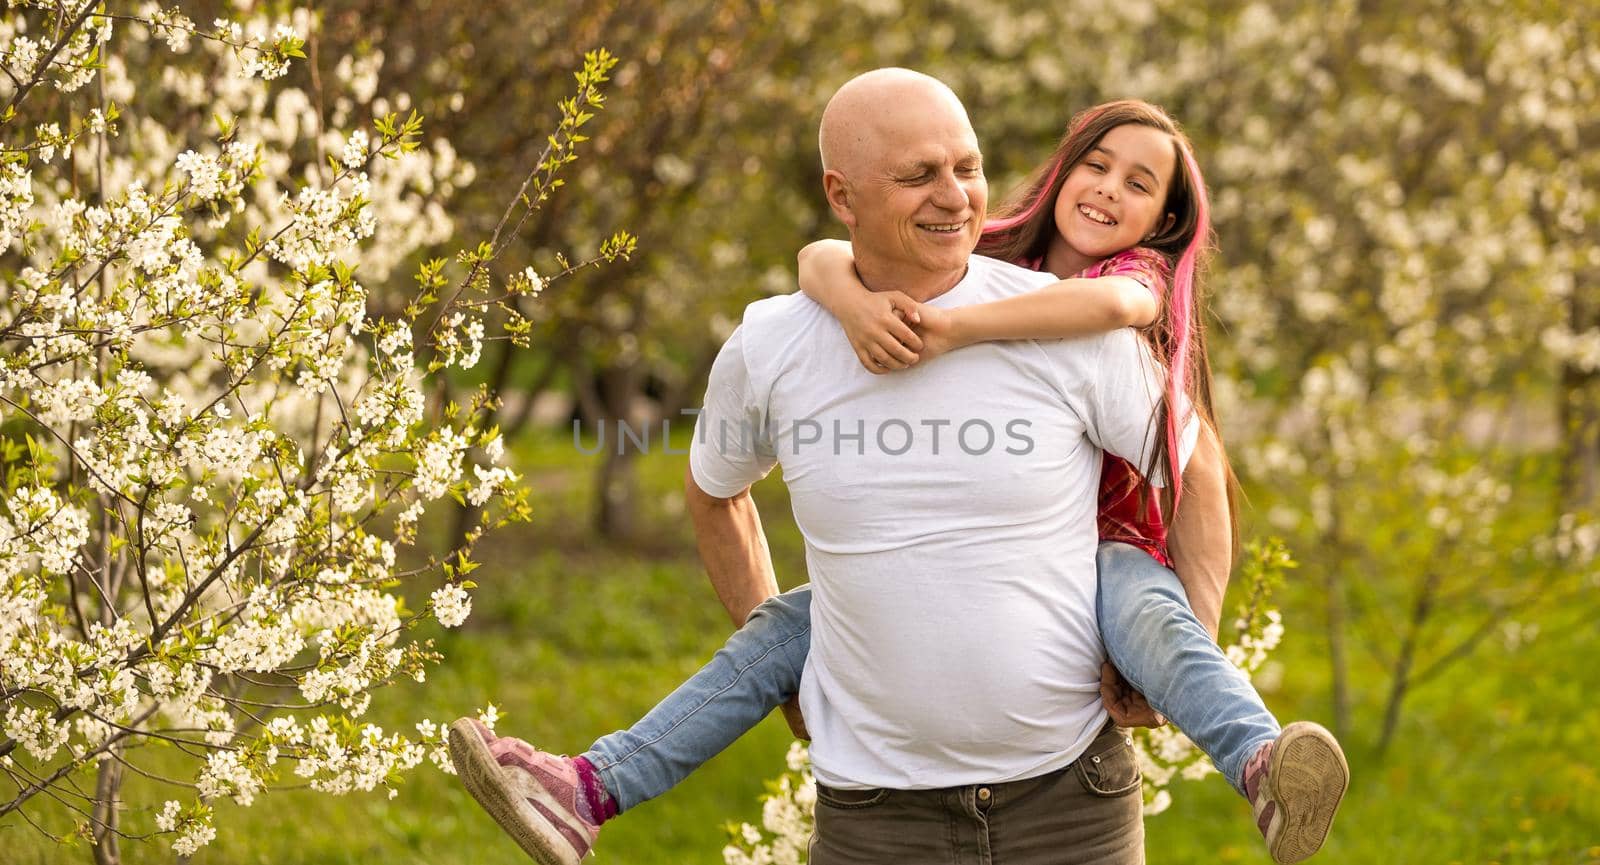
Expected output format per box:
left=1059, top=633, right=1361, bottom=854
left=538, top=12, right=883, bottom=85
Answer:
left=582, top=583, right=812, bottom=812
left=451, top=586, right=812, bottom=865
left=1096, top=541, right=1348, bottom=865
left=1094, top=541, right=1279, bottom=793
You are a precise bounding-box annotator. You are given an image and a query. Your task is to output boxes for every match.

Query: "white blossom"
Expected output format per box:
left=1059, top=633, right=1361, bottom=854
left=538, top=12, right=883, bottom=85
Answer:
left=155, top=800, right=183, bottom=832
left=3, top=705, right=72, bottom=761
left=198, top=749, right=263, bottom=806
left=172, top=819, right=216, bottom=856
left=431, top=583, right=472, bottom=628
left=414, top=428, right=469, bottom=499
left=35, top=122, right=60, bottom=162
left=0, top=162, right=34, bottom=251
left=342, top=128, right=369, bottom=168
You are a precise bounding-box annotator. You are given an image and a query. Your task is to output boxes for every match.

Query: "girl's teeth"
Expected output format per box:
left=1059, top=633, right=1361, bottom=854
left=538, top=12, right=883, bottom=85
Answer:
left=1079, top=205, right=1115, bottom=225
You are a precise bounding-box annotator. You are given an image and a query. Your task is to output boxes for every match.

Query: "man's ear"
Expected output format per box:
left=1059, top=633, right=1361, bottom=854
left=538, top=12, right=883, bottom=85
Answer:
left=822, top=169, right=856, bottom=228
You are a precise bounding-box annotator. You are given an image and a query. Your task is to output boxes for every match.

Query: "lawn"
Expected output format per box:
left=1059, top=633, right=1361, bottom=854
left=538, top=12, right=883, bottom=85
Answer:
left=8, top=428, right=1599, bottom=864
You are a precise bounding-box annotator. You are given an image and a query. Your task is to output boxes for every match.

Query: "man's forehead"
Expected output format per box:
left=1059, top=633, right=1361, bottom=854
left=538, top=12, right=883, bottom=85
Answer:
left=818, top=68, right=980, bottom=176
left=884, top=144, right=983, bottom=174
left=866, top=111, right=982, bottom=171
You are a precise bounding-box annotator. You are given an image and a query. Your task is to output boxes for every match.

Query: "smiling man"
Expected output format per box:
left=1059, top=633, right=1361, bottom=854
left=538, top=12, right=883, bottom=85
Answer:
left=813, top=70, right=988, bottom=298
left=682, top=68, right=1197, bottom=863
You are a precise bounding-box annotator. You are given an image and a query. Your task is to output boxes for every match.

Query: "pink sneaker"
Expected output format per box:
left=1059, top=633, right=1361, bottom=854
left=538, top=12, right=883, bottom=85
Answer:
left=1243, top=721, right=1349, bottom=864
left=448, top=718, right=600, bottom=865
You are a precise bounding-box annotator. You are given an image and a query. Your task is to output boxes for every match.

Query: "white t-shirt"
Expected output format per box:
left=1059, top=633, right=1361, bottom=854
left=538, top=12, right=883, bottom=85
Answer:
left=689, top=254, right=1198, bottom=790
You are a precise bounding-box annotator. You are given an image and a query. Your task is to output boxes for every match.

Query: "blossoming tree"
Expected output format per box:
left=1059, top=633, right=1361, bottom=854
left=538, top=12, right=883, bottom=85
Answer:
left=0, top=3, right=628, bottom=859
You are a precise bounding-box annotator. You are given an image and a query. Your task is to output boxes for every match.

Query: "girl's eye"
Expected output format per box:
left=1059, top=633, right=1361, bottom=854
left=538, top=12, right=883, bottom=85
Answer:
left=1130, top=181, right=1148, bottom=193
left=1087, top=162, right=1106, bottom=172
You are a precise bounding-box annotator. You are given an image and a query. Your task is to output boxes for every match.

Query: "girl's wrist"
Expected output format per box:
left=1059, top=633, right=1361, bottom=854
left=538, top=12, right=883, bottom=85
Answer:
left=947, top=307, right=976, bottom=349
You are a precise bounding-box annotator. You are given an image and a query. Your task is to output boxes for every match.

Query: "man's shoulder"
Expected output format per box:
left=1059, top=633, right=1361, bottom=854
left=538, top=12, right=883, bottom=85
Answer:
left=1038, top=322, right=1155, bottom=391
left=968, top=254, right=1059, bottom=298
left=721, top=291, right=834, bottom=376
left=741, top=290, right=828, bottom=332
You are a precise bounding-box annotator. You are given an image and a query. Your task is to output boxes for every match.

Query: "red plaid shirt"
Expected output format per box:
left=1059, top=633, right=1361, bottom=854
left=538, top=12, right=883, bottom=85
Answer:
left=1073, top=248, right=1175, bottom=567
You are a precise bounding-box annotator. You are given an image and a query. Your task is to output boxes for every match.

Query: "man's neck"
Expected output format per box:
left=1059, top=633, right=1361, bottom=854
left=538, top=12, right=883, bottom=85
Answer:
left=852, top=254, right=969, bottom=302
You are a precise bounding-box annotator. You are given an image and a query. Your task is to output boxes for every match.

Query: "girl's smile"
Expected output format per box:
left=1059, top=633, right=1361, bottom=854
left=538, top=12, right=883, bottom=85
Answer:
left=1046, top=122, right=1177, bottom=277
left=1077, top=202, right=1118, bottom=226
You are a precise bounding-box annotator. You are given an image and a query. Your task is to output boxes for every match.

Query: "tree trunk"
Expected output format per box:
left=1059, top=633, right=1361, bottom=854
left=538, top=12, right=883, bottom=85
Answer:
left=91, top=753, right=122, bottom=865
left=1324, top=564, right=1351, bottom=739
left=574, top=361, right=648, bottom=542
left=504, top=352, right=563, bottom=439
left=1318, top=469, right=1354, bottom=740
left=1557, top=267, right=1599, bottom=513
left=1559, top=361, right=1600, bottom=513
left=596, top=445, right=640, bottom=542
left=1377, top=569, right=1442, bottom=757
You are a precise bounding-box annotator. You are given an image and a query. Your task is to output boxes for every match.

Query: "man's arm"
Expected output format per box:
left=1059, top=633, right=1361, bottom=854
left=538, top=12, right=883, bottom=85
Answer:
left=685, top=465, right=810, bottom=740
left=686, top=323, right=781, bottom=624
left=1166, top=419, right=1231, bottom=639
left=685, top=465, right=779, bottom=627
left=1100, top=420, right=1230, bottom=729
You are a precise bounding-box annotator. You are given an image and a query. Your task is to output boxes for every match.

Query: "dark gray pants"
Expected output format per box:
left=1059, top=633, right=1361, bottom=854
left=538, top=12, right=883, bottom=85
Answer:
left=810, top=723, right=1144, bottom=865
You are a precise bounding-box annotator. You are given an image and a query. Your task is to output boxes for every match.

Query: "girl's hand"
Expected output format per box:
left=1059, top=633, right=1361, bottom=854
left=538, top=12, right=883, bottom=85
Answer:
left=908, top=304, right=961, bottom=365
left=839, top=289, right=925, bottom=374
left=797, top=239, right=925, bottom=374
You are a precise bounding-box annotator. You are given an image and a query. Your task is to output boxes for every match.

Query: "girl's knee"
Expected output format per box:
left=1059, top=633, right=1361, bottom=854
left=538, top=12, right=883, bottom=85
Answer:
left=750, top=585, right=813, bottom=632
left=742, top=587, right=813, bottom=682
left=1099, top=552, right=1186, bottom=605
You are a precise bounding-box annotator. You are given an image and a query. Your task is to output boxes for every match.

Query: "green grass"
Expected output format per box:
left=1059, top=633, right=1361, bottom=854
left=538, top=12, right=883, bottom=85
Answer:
left=7, top=427, right=1600, bottom=864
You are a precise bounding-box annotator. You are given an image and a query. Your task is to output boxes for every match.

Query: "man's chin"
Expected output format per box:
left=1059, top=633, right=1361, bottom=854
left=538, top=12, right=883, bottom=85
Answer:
left=922, top=247, right=975, bottom=271
left=905, top=259, right=966, bottom=278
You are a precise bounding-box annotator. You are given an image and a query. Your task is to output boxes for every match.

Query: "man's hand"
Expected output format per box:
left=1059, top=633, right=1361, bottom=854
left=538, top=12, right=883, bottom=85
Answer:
left=780, top=696, right=810, bottom=741
left=1100, top=661, right=1166, bottom=728
left=1167, top=421, right=1231, bottom=638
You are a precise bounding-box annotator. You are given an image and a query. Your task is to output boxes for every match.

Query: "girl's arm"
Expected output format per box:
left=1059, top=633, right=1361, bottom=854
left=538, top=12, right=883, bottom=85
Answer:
left=948, top=275, right=1159, bottom=348
left=798, top=239, right=924, bottom=373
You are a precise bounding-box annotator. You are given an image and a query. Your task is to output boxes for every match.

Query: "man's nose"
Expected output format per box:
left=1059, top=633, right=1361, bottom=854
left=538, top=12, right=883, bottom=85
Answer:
left=930, top=170, right=969, bottom=210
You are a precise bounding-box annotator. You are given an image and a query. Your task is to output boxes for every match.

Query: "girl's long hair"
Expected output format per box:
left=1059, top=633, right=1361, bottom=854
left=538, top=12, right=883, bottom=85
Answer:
left=978, top=100, right=1240, bottom=549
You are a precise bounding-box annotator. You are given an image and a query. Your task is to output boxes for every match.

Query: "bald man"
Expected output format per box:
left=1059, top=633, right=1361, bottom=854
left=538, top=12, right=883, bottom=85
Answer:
left=681, top=68, right=1193, bottom=863
left=446, top=69, right=1189, bottom=865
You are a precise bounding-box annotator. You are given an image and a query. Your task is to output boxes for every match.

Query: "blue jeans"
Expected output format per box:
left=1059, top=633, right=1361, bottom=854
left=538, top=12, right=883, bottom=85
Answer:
left=1095, top=541, right=1280, bottom=793
left=583, top=542, right=1278, bottom=811
left=583, top=586, right=813, bottom=811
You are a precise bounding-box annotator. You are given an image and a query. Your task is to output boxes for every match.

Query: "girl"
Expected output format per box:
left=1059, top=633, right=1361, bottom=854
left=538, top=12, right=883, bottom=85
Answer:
left=449, top=100, right=1348, bottom=865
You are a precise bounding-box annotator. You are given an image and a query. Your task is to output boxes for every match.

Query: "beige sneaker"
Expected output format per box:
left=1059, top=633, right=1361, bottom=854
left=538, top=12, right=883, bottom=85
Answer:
left=1242, top=721, right=1350, bottom=864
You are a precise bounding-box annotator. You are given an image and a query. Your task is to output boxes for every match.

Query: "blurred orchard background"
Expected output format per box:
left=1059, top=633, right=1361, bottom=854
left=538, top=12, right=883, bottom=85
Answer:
left=2, top=0, right=1597, bottom=863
